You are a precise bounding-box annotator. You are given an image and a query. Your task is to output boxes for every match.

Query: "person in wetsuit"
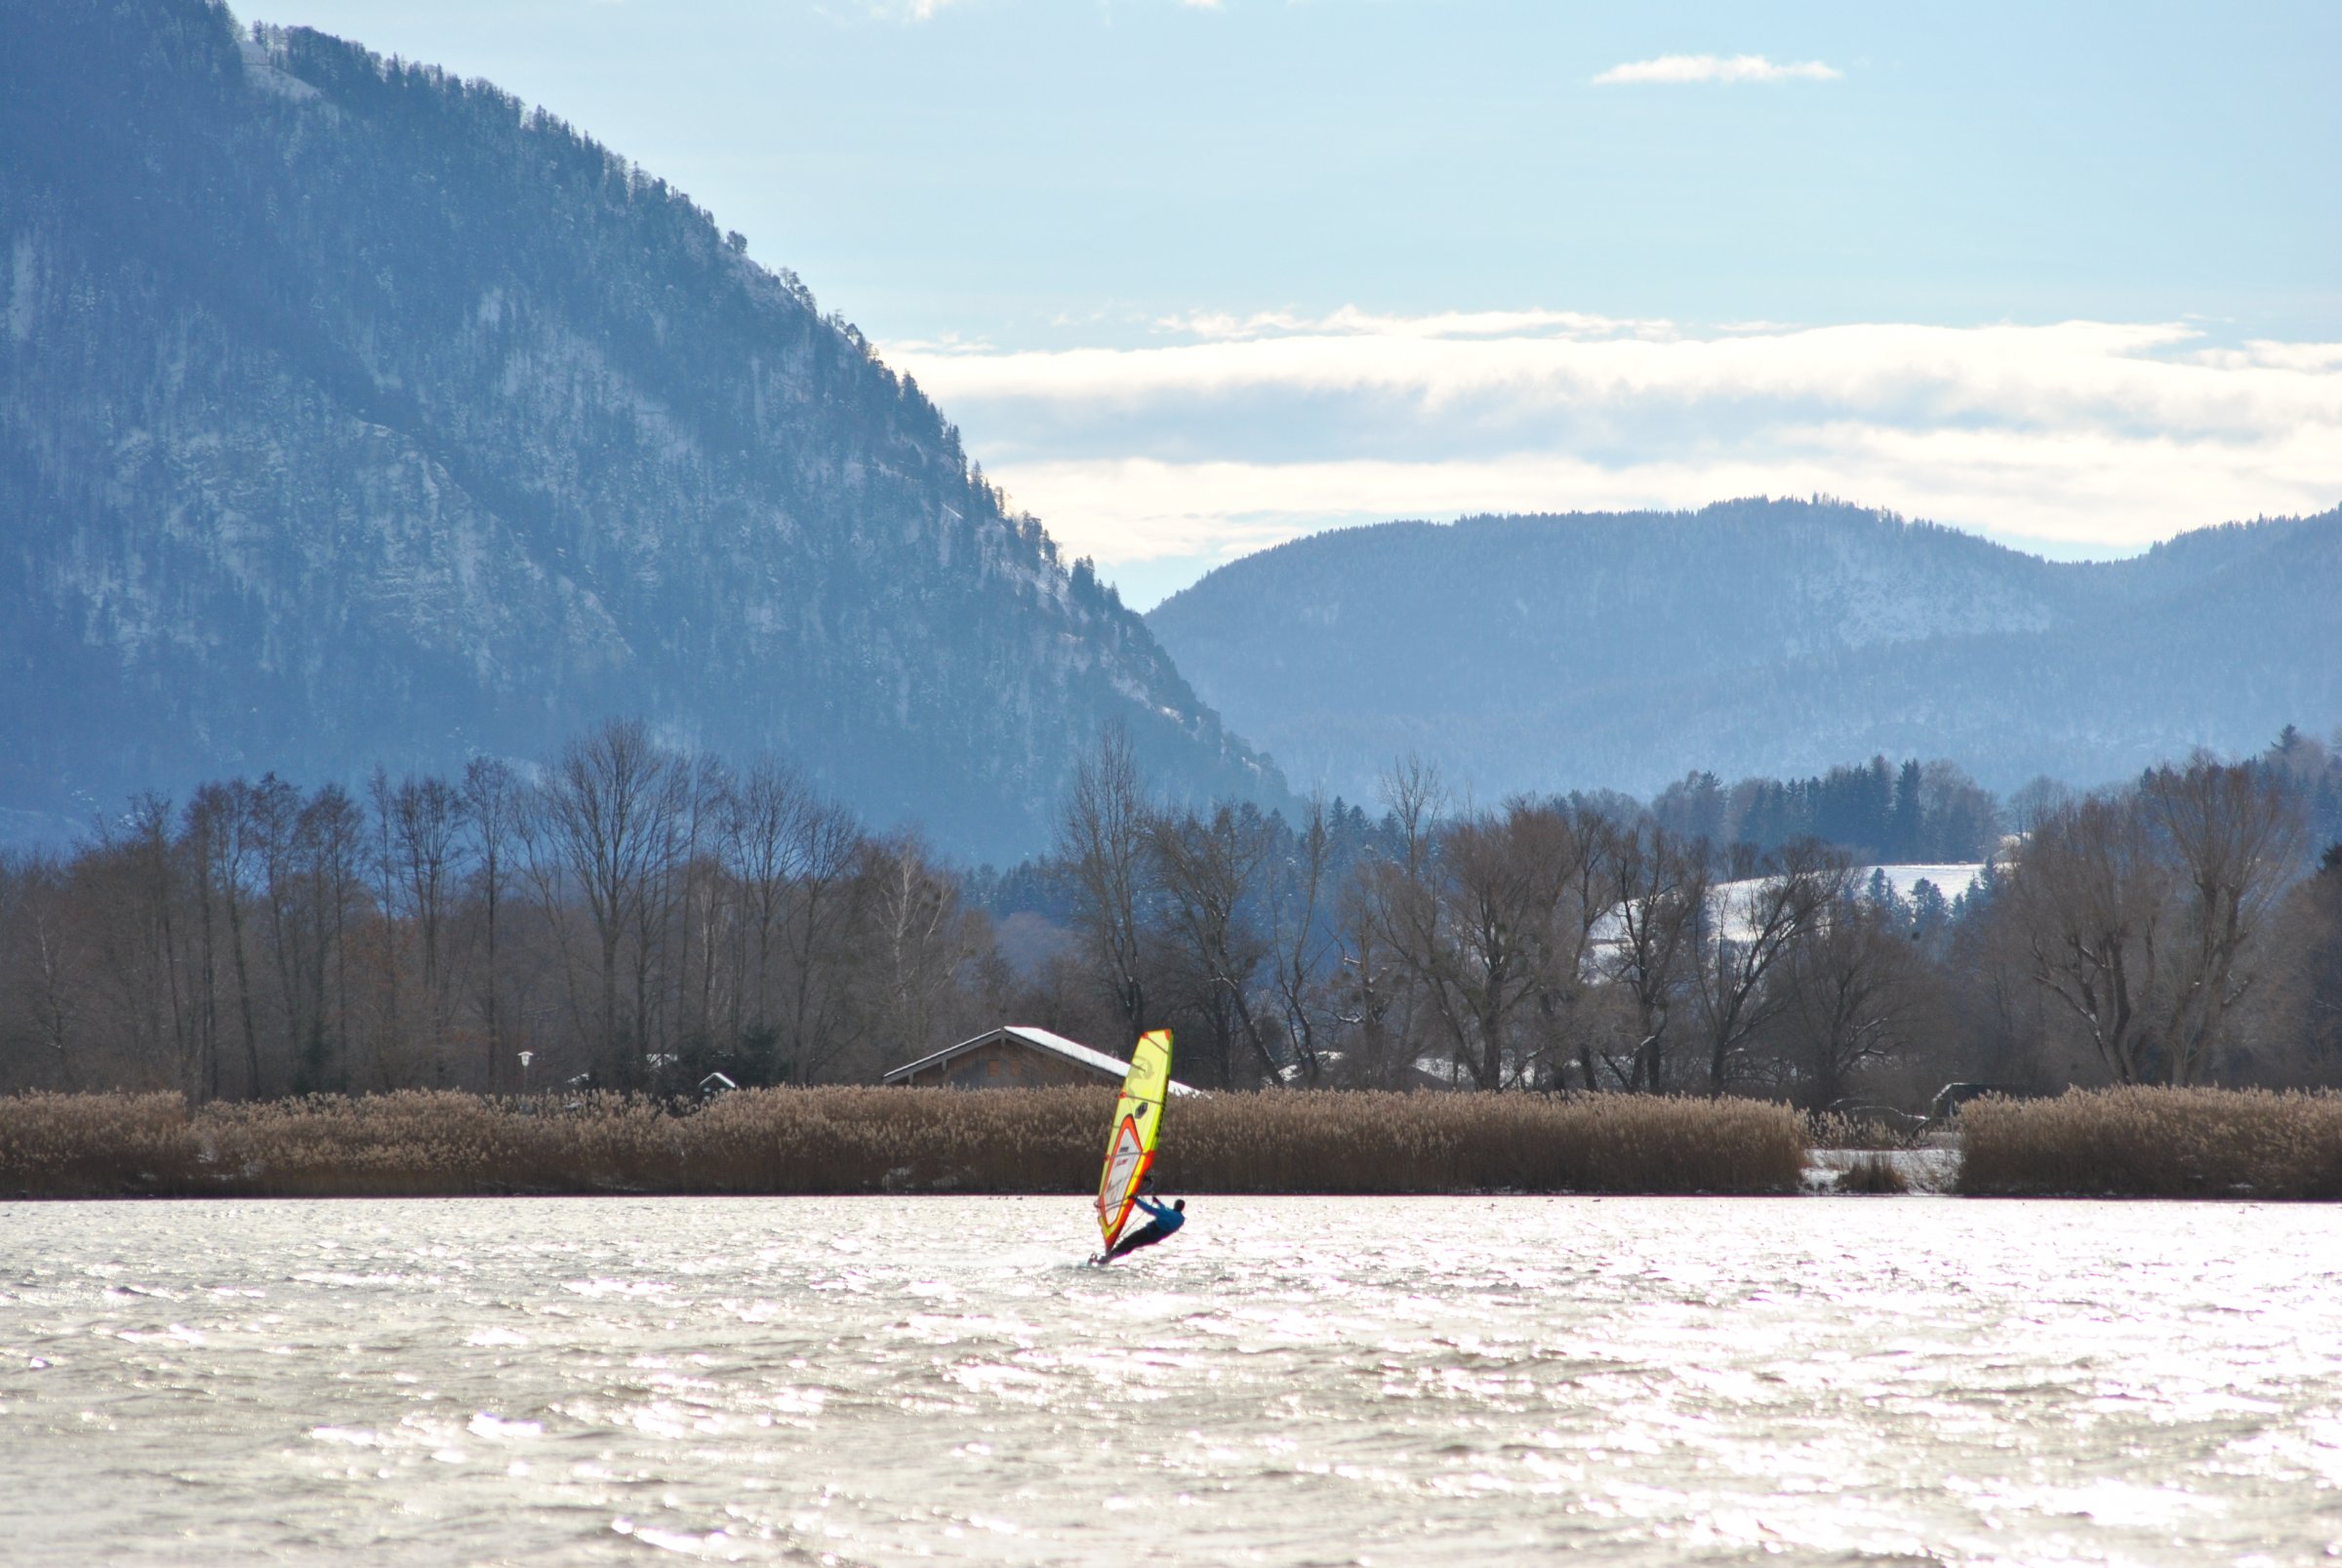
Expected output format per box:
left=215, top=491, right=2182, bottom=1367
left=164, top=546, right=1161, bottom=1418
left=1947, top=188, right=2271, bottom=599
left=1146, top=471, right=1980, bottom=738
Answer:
left=1098, top=1195, right=1185, bottom=1263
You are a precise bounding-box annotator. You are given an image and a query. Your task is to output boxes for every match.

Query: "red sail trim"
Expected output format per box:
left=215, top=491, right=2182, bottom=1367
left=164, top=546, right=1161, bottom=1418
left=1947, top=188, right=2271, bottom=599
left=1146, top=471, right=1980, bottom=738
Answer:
left=1099, top=1114, right=1151, bottom=1249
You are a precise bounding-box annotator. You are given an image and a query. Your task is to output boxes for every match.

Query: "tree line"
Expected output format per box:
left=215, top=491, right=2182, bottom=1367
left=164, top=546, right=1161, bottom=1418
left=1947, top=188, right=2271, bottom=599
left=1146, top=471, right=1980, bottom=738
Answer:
left=1026, top=731, right=2338, bottom=1104
left=4, top=721, right=2340, bottom=1107
left=0, top=723, right=1006, bottom=1101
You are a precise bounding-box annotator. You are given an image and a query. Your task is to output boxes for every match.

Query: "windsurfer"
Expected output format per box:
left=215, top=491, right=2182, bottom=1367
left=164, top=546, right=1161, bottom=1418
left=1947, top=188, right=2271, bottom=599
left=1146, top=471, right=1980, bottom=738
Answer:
left=1098, top=1195, right=1185, bottom=1263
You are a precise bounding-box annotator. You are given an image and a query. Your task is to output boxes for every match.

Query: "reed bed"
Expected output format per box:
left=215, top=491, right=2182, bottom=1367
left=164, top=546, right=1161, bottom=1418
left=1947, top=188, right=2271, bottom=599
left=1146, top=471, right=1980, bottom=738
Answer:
left=1163, top=1092, right=1805, bottom=1195
left=0, top=1088, right=1805, bottom=1199
left=1958, top=1087, right=2342, bottom=1199
left=1833, top=1153, right=1912, bottom=1194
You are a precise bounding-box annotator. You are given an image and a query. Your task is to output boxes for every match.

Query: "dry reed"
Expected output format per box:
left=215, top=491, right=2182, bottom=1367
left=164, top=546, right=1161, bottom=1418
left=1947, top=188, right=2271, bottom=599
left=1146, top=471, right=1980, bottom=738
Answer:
left=0, top=1089, right=1805, bottom=1199
left=1834, top=1152, right=1912, bottom=1194
left=1163, top=1092, right=1804, bottom=1195
left=1958, top=1087, right=2342, bottom=1199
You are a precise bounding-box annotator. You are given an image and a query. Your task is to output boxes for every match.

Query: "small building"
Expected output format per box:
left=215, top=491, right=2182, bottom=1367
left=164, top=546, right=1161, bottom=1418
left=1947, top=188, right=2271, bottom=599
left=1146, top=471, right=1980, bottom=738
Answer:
left=884, top=1025, right=1203, bottom=1095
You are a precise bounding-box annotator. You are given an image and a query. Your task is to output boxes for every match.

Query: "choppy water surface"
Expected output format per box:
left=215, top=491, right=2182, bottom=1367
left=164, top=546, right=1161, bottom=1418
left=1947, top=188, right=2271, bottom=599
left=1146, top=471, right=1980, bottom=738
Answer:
left=4, top=1196, right=2338, bottom=1566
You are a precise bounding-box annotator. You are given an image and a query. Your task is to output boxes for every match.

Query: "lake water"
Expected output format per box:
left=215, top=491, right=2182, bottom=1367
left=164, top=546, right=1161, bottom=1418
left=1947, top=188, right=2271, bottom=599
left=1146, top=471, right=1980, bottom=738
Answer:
left=3, top=1195, right=2337, bottom=1565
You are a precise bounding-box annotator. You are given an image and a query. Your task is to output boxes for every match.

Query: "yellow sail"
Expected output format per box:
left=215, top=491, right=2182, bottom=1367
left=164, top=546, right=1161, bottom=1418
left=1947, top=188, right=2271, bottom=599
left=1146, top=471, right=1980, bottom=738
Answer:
left=1096, top=1029, right=1173, bottom=1251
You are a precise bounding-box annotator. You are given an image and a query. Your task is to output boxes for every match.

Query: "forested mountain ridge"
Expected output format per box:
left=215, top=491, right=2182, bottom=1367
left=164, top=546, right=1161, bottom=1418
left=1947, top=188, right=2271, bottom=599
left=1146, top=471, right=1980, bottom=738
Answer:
left=1146, top=498, right=2342, bottom=803
left=0, top=0, right=1277, bottom=859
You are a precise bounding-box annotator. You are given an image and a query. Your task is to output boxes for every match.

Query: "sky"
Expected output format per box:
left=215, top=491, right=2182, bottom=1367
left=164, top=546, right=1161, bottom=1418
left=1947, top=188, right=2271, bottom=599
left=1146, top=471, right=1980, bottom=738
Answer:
left=255, top=0, right=2341, bottom=608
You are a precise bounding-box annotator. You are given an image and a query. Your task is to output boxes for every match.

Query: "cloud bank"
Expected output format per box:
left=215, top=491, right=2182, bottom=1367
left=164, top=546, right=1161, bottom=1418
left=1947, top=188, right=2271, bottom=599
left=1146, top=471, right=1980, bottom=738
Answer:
left=886, top=312, right=2342, bottom=603
left=1594, top=55, right=1843, bottom=85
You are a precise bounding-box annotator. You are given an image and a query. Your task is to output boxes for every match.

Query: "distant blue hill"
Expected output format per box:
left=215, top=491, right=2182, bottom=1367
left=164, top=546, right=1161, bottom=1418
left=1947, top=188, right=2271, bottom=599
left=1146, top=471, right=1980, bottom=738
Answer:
left=1145, top=498, right=2342, bottom=802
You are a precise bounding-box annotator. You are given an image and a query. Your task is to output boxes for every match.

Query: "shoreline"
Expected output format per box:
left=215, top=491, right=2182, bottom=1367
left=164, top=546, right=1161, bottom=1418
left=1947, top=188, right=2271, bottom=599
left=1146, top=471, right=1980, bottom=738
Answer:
left=6, top=1085, right=2335, bottom=1201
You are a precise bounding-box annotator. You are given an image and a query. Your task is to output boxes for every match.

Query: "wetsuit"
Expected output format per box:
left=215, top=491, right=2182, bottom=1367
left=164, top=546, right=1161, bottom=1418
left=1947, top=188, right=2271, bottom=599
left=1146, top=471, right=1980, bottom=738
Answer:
left=1104, top=1195, right=1185, bottom=1262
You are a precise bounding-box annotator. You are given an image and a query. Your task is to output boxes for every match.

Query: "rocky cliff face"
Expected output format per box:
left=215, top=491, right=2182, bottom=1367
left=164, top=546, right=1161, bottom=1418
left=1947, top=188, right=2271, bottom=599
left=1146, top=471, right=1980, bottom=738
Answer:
left=0, top=0, right=1277, bottom=858
left=1146, top=498, right=2342, bottom=801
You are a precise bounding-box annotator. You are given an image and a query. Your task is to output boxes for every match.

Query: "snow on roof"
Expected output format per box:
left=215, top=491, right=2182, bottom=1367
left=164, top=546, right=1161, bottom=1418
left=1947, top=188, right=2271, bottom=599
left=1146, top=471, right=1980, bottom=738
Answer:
left=884, top=1025, right=1203, bottom=1095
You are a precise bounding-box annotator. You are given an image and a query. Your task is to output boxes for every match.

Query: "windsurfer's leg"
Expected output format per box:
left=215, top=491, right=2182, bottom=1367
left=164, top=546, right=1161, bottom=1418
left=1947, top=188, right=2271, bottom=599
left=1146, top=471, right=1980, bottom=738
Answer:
left=1109, top=1224, right=1166, bottom=1260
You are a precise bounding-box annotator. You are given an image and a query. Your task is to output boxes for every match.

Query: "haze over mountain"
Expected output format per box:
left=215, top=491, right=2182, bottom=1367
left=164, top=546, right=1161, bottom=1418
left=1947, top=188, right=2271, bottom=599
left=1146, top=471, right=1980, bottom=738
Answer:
left=0, top=0, right=1276, bottom=860
left=1146, top=498, right=2342, bottom=805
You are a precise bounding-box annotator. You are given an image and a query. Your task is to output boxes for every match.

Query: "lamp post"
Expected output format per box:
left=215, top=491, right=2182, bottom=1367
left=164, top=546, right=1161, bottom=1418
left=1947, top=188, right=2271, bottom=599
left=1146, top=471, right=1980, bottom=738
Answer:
left=517, top=1051, right=534, bottom=1097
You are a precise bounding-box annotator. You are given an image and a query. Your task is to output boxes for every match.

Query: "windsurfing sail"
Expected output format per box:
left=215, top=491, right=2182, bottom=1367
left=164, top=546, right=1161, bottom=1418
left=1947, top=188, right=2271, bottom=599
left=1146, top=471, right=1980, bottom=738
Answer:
left=1096, top=1029, right=1174, bottom=1252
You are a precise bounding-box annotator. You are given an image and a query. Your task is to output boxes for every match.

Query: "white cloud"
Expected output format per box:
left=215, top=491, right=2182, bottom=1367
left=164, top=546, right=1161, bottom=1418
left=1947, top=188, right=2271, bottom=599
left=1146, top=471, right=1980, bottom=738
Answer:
left=1594, top=54, right=1843, bottom=86
left=882, top=312, right=2342, bottom=603
left=1152, top=305, right=1674, bottom=342
left=899, top=317, right=2334, bottom=438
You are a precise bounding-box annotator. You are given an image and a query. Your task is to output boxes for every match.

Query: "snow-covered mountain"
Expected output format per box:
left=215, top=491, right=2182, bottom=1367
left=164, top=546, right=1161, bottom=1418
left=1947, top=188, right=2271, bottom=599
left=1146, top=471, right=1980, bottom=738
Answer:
left=0, top=0, right=1278, bottom=858
left=1146, top=498, right=2342, bottom=802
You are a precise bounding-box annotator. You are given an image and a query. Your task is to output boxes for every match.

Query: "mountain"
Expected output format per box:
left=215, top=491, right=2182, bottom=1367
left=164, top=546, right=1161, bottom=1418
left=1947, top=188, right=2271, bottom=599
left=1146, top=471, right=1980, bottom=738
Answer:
left=1145, top=498, right=2342, bottom=803
left=0, top=0, right=1277, bottom=860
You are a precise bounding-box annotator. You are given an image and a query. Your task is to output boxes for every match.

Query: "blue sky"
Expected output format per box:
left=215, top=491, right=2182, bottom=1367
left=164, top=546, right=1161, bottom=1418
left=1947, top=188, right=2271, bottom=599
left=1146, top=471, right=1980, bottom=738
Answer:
left=256, top=1, right=2341, bottom=606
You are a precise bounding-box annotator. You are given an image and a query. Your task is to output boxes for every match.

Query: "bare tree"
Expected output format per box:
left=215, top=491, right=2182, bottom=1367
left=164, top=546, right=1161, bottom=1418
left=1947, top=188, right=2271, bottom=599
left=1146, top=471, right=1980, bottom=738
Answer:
left=247, top=775, right=304, bottom=1082
left=384, top=773, right=469, bottom=1077
left=95, top=795, right=192, bottom=1092
left=181, top=781, right=267, bottom=1099
left=461, top=758, right=523, bottom=1090
left=2138, top=759, right=2306, bottom=1082
left=284, top=784, right=366, bottom=1090
left=2277, top=846, right=2342, bottom=1080
left=654, top=752, right=732, bottom=1078
left=2008, top=762, right=2302, bottom=1087
left=1692, top=838, right=1846, bottom=1094
left=2005, top=776, right=2075, bottom=837
left=772, top=797, right=868, bottom=1083
left=1151, top=801, right=1278, bottom=1087
left=1354, top=761, right=1446, bottom=1080
left=1057, top=725, right=1152, bottom=1048
left=1533, top=805, right=1623, bottom=1093
left=719, top=756, right=808, bottom=1070
left=2008, top=792, right=2172, bottom=1085
left=0, top=854, right=83, bottom=1088
left=1918, top=759, right=2001, bottom=862
left=1264, top=795, right=1339, bottom=1085
left=858, top=833, right=987, bottom=1076
left=1330, top=849, right=1423, bottom=1089
left=1771, top=891, right=1921, bottom=1110
left=1595, top=822, right=1710, bottom=1091
left=530, top=721, right=685, bottom=1088
left=1364, top=790, right=1586, bottom=1091
left=1940, top=864, right=2062, bottom=1090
